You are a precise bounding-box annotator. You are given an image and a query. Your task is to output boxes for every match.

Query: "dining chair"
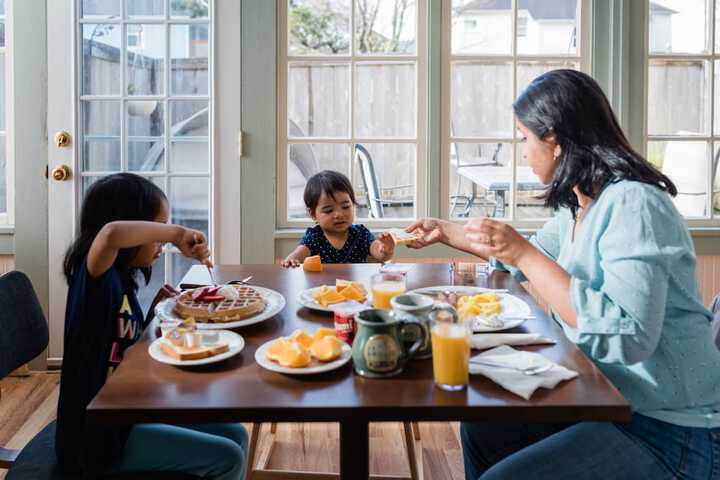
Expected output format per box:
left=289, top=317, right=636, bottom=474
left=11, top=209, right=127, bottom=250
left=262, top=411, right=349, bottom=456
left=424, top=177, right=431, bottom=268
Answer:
left=1, top=271, right=196, bottom=480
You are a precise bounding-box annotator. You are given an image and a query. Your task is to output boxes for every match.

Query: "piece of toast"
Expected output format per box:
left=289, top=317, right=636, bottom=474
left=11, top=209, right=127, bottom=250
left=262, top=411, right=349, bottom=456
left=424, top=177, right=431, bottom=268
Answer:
left=386, top=228, right=419, bottom=245
left=159, top=342, right=230, bottom=361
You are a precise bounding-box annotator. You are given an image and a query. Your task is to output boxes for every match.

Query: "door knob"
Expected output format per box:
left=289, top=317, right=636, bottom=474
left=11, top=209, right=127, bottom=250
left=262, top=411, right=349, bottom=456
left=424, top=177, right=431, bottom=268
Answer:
left=55, top=131, right=71, bottom=148
left=51, top=164, right=72, bottom=181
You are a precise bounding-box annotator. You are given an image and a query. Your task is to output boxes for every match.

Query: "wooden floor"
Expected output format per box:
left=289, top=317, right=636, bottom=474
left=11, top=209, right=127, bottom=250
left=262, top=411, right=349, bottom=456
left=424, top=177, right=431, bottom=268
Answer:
left=0, top=373, right=465, bottom=479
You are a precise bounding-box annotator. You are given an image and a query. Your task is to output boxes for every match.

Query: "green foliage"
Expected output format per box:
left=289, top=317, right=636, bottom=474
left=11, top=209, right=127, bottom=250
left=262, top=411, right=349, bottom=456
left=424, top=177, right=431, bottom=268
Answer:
left=290, top=2, right=349, bottom=54
left=171, top=0, right=208, bottom=19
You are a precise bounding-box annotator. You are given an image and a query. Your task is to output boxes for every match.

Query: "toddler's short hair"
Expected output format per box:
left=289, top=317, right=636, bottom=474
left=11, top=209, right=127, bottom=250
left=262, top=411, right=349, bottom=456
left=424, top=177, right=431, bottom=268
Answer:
left=304, top=170, right=356, bottom=215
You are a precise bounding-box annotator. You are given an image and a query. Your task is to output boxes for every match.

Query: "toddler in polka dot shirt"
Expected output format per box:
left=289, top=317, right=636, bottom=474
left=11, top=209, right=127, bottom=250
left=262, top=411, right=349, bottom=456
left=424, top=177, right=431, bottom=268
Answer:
left=281, top=170, right=396, bottom=267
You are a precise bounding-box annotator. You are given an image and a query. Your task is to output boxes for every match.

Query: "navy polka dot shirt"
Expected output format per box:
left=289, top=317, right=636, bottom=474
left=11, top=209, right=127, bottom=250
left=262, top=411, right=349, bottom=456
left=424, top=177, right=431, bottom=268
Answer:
left=300, top=224, right=376, bottom=264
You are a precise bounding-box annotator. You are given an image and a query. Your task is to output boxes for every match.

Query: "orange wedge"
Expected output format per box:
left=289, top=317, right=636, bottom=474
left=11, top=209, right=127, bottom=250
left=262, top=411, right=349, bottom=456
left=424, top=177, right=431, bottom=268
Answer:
left=317, top=289, right=345, bottom=307
left=303, top=255, right=323, bottom=272
left=340, top=283, right=366, bottom=302
left=278, top=341, right=312, bottom=368
left=312, top=286, right=331, bottom=302
left=289, top=329, right=314, bottom=348
left=336, top=279, right=366, bottom=295
left=312, top=327, right=337, bottom=343
left=309, top=336, right=343, bottom=362
left=266, top=337, right=290, bottom=362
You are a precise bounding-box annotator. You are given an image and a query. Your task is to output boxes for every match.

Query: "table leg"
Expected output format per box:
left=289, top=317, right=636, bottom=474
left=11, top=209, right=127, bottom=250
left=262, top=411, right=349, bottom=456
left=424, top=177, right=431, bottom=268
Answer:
left=340, top=419, right=369, bottom=479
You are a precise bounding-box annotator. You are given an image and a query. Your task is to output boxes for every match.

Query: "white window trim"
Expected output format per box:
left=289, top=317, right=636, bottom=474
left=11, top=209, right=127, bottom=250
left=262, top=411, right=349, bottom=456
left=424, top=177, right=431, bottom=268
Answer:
left=644, top=0, right=720, bottom=228
left=0, top=3, right=13, bottom=227
left=440, top=0, right=592, bottom=230
left=276, top=0, right=428, bottom=229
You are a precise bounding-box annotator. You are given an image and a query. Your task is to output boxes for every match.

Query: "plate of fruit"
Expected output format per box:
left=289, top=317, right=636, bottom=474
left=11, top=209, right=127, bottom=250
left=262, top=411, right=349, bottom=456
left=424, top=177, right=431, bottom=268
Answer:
left=255, top=327, right=352, bottom=375
left=298, top=279, right=370, bottom=313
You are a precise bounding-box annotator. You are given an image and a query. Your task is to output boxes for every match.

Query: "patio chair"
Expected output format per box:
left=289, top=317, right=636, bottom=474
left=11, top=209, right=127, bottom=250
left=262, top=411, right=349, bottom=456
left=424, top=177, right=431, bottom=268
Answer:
left=450, top=142, right=504, bottom=217
left=353, top=144, right=414, bottom=219
left=1, top=271, right=196, bottom=480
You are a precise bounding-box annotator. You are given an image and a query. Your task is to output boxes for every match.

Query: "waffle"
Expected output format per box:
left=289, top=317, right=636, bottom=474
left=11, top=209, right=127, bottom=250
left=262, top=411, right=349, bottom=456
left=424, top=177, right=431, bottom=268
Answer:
left=174, top=285, right=267, bottom=323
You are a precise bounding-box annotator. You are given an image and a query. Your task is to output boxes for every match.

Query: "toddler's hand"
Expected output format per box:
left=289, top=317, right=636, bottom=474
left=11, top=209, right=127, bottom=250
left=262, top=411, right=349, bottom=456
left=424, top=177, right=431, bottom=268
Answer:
left=146, top=283, right=180, bottom=325
left=377, top=232, right=396, bottom=259
left=281, top=258, right=301, bottom=268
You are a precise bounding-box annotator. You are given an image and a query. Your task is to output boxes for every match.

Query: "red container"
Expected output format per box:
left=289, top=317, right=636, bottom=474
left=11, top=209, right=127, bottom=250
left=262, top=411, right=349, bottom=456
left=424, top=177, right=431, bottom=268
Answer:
left=331, top=301, right=368, bottom=345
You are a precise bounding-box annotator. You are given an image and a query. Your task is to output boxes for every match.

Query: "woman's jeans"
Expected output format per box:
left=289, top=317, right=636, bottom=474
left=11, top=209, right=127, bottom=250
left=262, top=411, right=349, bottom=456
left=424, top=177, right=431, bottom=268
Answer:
left=461, top=414, right=720, bottom=479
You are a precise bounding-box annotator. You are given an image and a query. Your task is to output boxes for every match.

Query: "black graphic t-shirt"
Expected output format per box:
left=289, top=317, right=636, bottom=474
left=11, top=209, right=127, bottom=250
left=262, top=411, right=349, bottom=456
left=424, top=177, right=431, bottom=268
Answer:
left=56, top=257, right=144, bottom=477
left=300, top=224, right=376, bottom=263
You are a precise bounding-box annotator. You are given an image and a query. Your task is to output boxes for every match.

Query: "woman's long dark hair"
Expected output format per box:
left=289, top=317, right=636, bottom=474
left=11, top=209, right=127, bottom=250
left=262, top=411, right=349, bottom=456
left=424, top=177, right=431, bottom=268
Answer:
left=63, top=173, right=167, bottom=290
left=513, top=69, right=676, bottom=216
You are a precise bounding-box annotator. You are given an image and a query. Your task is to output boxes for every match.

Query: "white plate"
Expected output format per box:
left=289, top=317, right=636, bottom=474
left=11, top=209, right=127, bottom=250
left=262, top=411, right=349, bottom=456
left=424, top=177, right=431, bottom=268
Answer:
left=297, top=287, right=370, bottom=313
left=154, top=286, right=286, bottom=329
left=407, top=286, right=532, bottom=333
left=255, top=339, right=352, bottom=375
left=149, top=330, right=245, bottom=366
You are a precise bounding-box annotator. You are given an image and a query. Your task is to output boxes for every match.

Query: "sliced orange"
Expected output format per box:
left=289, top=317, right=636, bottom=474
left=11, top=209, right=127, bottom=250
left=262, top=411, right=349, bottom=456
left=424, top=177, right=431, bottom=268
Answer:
left=266, top=337, right=289, bottom=361
left=312, top=327, right=337, bottom=343
left=289, top=329, right=314, bottom=349
left=303, top=255, right=323, bottom=272
left=317, top=289, right=345, bottom=307
left=336, top=279, right=366, bottom=295
left=309, top=336, right=343, bottom=362
left=340, top=283, right=366, bottom=302
left=278, top=341, right=312, bottom=368
left=312, top=286, right=331, bottom=302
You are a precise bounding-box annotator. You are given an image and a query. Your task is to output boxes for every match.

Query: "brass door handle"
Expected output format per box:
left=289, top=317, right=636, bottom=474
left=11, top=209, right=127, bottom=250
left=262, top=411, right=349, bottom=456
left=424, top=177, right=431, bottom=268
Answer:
left=51, top=164, right=72, bottom=181
left=55, top=131, right=71, bottom=148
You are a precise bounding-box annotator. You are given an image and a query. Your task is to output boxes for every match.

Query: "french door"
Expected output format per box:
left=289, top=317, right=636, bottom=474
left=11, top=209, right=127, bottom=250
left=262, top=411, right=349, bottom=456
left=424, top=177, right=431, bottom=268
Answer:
left=47, top=0, right=241, bottom=365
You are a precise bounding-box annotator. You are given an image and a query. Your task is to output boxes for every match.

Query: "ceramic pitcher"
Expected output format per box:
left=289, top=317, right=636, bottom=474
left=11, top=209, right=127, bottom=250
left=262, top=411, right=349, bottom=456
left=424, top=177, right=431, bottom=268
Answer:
left=391, top=293, right=457, bottom=360
left=352, top=309, right=426, bottom=379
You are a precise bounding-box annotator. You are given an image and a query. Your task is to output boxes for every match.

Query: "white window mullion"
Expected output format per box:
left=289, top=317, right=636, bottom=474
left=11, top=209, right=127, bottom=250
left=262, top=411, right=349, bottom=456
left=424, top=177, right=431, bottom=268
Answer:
left=510, top=0, right=518, bottom=223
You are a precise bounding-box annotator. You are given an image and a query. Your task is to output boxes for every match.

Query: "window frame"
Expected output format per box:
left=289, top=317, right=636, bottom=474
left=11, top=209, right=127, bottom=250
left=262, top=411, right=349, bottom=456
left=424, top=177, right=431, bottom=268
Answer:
left=276, top=0, right=428, bottom=229
left=0, top=2, right=12, bottom=227
left=440, top=0, right=592, bottom=229
left=644, top=0, right=720, bottom=228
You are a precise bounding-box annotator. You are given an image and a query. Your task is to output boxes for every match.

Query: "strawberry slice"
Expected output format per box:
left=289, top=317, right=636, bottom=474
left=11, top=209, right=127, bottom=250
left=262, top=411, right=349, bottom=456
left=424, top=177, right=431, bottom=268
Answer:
left=205, top=286, right=222, bottom=296
left=200, top=295, right=225, bottom=303
left=192, top=287, right=209, bottom=301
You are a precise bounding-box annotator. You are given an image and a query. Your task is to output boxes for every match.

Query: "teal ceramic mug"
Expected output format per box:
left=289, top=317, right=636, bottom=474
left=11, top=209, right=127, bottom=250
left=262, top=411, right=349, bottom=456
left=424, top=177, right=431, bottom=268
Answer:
left=352, top=309, right=426, bottom=378
left=391, top=294, right=458, bottom=360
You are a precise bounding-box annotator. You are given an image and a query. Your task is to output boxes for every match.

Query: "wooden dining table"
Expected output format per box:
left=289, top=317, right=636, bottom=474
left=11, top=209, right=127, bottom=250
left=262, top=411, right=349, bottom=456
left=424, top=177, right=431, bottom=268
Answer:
left=87, top=264, right=630, bottom=479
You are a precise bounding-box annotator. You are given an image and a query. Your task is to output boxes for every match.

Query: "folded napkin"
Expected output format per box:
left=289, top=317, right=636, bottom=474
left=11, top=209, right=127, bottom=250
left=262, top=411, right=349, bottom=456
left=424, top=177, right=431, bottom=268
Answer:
left=471, top=333, right=556, bottom=351
left=469, top=345, right=578, bottom=400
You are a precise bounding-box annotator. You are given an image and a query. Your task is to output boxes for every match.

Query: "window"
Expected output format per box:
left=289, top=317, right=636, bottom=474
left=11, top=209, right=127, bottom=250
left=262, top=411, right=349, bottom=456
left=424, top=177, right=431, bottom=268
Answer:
left=0, top=0, right=9, bottom=225
left=279, top=0, right=426, bottom=225
left=647, top=0, right=720, bottom=223
left=79, top=0, right=211, bottom=303
left=446, top=0, right=588, bottom=224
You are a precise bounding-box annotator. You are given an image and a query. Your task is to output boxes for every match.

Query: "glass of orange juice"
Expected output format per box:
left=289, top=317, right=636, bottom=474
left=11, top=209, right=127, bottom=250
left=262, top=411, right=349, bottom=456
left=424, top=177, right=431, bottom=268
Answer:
left=370, top=273, right=406, bottom=309
left=431, top=311, right=471, bottom=391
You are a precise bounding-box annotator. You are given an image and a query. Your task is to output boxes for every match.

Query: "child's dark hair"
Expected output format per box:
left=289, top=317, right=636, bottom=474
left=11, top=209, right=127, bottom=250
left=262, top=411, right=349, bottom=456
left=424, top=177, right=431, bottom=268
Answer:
left=303, top=170, right=356, bottom=215
left=63, top=173, right=167, bottom=290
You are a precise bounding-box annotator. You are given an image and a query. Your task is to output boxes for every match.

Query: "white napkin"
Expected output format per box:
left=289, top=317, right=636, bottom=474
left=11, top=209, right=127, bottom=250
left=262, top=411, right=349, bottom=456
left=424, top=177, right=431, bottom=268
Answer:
left=471, top=333, right=556, bottom=351
left=469, top=345, right=578, bottom=400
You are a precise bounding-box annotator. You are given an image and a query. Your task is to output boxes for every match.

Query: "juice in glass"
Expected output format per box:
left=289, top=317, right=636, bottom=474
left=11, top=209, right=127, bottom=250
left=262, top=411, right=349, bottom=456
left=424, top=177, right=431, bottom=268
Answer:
left=431, top=318, right=471, bottom=391
left=370, top=273, right=406, bottom=309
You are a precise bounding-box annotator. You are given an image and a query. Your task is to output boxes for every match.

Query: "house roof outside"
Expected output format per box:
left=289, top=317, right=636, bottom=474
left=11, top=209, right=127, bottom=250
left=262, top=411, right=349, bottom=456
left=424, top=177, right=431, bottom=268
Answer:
left=456, top=0, right=676, bottom=20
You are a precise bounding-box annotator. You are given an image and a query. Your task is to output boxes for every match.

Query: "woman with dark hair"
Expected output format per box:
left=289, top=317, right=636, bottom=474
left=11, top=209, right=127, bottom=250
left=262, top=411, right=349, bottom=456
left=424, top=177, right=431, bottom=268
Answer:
left=408, top=70, right=720, bottom=479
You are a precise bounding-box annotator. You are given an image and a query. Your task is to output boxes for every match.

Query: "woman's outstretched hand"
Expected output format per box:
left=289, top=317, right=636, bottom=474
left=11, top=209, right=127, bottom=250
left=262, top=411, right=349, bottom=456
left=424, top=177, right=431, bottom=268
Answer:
left=464, top=218, right=532, bottom=267
left=405, top=218, right=447, bottom=249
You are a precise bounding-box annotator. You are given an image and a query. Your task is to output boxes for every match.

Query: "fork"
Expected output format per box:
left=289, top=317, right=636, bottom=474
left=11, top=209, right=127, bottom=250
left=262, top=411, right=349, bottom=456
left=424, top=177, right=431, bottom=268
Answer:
left=470, top=359, right=554, bottom=376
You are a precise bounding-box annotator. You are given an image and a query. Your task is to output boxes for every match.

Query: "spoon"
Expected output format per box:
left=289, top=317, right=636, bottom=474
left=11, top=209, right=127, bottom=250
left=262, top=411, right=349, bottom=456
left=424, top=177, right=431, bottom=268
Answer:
left=470, top=360, right=554, bottom=376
